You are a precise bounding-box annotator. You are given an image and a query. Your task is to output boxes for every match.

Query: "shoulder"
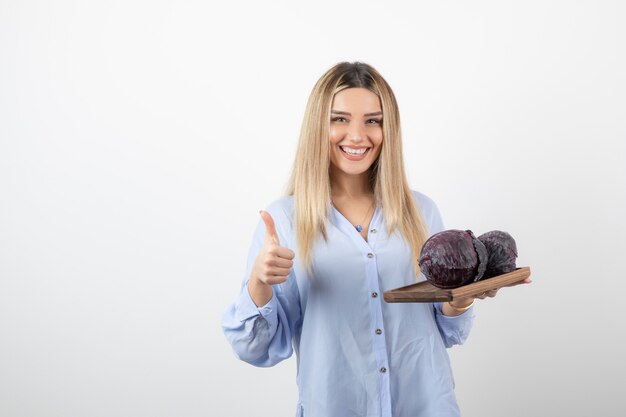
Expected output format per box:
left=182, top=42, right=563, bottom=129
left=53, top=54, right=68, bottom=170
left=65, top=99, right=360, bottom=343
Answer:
left=410, top=189, right=439, bottom=214
left=410, top=189, right=445, bottom=235
left=264, top=195, right=295, bottom=224
left=261, top=195, right=295, bottom=244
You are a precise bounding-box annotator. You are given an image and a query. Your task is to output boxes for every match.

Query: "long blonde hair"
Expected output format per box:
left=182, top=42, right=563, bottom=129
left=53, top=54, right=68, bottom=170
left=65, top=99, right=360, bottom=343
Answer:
left=284, top=61, right=429, bottom=278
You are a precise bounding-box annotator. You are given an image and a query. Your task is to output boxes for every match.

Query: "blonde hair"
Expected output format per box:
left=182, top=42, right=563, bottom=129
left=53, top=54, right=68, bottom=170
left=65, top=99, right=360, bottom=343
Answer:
left=283, top=61, right=429, bottom=278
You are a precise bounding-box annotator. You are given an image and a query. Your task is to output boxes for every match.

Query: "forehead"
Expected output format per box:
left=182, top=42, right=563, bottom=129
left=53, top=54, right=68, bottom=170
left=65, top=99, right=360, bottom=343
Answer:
left=331, top=88, right=381, bottom=113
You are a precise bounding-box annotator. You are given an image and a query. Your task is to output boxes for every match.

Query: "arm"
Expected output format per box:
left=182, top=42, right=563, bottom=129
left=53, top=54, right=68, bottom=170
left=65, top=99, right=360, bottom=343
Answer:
left=433, top=301, right=476, bottom=348
left=220, top=206, right=301, bottom=367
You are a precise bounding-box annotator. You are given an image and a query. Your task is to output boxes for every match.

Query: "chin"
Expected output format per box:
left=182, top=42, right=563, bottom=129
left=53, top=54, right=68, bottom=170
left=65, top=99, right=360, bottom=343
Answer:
left=336, top=163, right=374, bottom=176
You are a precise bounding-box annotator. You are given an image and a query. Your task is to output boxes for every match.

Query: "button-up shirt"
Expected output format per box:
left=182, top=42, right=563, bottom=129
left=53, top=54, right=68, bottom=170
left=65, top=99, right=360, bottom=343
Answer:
left=221, top=190, right=475, bottom=417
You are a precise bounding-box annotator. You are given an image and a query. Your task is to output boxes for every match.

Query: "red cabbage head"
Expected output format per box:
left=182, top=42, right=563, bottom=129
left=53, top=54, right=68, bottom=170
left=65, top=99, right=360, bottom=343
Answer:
left=419, top=229, right=488, bottom=289
left=477, top=230, right=518, bottom=278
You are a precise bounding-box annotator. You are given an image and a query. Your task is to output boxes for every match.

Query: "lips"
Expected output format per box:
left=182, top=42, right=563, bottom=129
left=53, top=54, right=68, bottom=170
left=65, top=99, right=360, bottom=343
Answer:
left=339, top=145, right=371, bottom=161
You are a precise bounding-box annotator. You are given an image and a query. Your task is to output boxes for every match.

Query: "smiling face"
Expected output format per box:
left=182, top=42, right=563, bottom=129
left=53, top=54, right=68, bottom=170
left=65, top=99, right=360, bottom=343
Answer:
left=329, top=87, right=383, bottom=177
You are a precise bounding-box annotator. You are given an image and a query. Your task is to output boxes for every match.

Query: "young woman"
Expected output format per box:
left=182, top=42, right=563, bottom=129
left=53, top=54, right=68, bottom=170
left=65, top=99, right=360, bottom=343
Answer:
left=221, top=61, right=526, bottom=417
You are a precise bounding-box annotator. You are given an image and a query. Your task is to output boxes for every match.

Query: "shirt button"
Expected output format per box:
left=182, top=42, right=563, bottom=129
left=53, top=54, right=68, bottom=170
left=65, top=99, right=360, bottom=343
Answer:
left=367, top=253, right=374, bottom=258
left=380, top=367, right=387, bottom=373
left=371, top=291, right=378, bottom=298
left=371, top=229, right=377, bottom=233
left=375, top=328, right=382, bottom=335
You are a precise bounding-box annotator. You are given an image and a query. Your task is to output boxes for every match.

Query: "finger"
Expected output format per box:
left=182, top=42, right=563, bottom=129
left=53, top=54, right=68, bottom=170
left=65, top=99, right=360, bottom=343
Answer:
left=260, top=210, right=280, bottom=245
left=504, top=277, right=532, bottom=288
left=275, top=246, right=295, bottom=261
left=263, top=253, right=293, bottom=269
left=270, top=256, right=294, bottom=269
left=264, top=265, right=292, bottom=276
left=487, top=289, right=499, bottom=298
left=265, top=275, right=290, bottom=285
left=264, top=239, right=295, bottom=261
left=261, top=256, right=292, bottom=273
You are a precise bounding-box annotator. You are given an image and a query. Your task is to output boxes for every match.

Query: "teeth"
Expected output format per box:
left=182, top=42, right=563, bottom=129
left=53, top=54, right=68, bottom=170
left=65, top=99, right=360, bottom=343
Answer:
left=341, top=146, right=367, bottom=155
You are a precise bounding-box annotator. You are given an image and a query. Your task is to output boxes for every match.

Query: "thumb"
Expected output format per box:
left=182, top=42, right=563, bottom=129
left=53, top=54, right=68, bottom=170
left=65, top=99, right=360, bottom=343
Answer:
left=259, top=210, right=280, bottom=245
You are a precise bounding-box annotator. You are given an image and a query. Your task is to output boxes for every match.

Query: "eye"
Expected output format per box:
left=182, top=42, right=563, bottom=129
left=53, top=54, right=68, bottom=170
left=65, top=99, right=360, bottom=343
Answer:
left=331, top=116, right=347, bottom=122
left=367, top=119, right=382, bottom=125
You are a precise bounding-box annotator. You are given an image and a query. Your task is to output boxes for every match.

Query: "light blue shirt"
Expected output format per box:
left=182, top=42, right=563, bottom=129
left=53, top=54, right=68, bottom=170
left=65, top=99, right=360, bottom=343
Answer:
left=221, top=190, right=475, bottom=417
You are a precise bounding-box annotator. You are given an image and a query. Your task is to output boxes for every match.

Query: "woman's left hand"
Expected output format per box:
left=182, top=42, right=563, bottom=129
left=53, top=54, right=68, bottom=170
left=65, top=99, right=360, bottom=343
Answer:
left=444, top=276, right=532, bottom=316
left=467, top=275, right=532, bottom=303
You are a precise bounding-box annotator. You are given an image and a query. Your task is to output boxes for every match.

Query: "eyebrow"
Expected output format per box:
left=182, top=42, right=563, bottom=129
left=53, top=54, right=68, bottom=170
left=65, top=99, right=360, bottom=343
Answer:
left=331, top=110, right=383, bottom=117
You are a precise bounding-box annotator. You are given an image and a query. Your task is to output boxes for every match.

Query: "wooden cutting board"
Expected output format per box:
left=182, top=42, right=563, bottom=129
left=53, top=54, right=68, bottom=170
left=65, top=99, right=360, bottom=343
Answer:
left=383, top=266, right=531, bottom=303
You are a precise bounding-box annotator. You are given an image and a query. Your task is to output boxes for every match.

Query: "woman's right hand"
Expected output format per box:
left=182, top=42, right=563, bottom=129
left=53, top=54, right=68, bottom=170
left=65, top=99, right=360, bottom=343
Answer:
left=248, top=210, right=295, bottom=306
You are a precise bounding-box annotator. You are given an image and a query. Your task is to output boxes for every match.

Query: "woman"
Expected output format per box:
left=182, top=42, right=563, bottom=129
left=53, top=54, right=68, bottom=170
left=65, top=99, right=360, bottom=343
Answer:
left=221, top=61, right=523, bottom=416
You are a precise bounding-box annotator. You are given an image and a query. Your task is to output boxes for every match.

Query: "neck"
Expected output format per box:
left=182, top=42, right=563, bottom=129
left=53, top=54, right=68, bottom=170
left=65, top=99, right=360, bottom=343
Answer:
left=330, top=166, right=373, bottom=199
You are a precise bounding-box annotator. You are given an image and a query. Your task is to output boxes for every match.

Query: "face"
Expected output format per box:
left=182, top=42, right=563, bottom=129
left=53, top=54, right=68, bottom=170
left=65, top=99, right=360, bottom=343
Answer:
left=328, top=87, right=383, bottom=176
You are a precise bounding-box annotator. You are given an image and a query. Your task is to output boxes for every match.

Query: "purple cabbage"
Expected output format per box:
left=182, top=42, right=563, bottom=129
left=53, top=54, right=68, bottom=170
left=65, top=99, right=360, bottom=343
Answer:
left=477, top=230, right=518, bottom=279
left=419, top=229, right=488, bottom=289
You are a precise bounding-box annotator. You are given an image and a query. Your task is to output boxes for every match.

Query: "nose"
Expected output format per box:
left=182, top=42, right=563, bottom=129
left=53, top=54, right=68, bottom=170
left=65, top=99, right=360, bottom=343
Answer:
left=347, top=122, right=365, bottom=142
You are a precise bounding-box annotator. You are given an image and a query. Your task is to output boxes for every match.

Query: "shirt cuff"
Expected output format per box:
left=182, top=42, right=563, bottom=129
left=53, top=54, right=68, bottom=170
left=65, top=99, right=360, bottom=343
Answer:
left=434, top=301, right=475, bottom=347
left=234, top=281, right=279, bottom=328
left=434, top=301, right=475, bottom=318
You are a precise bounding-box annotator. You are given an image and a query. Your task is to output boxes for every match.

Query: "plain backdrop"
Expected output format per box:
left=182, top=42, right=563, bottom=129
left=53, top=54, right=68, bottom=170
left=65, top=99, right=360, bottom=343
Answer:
left=1, top=1, right=625, bottom=416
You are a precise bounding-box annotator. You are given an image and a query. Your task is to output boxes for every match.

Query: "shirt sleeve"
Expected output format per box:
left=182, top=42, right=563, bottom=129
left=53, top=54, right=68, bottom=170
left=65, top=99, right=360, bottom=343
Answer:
left=414, top=191, right=477, bottom=348
left=432, top=302, right=476, bottom=347
left=220, top=202, right=301, bottom=367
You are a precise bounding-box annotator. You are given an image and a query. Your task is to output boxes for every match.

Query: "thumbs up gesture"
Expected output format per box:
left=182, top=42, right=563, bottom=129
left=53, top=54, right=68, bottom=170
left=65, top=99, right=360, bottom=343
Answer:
left=251, top=210, right=296, bottom=287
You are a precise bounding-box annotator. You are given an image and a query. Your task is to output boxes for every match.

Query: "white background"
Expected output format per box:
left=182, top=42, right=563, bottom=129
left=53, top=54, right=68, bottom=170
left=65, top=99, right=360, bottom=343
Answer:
left=1, top=1, right=625, bottom=416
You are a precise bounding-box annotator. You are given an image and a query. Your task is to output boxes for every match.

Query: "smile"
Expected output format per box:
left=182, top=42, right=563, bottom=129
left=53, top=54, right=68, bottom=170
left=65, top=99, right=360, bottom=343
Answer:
left=339, top=146, right=371, bottom=161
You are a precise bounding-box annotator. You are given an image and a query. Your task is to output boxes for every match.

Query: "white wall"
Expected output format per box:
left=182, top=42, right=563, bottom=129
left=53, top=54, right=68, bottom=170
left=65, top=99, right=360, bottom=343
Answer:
left=1, top=1, right=624, bottom=416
